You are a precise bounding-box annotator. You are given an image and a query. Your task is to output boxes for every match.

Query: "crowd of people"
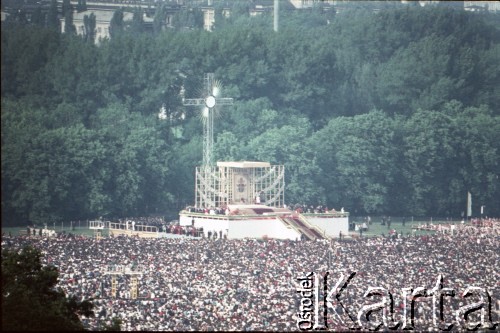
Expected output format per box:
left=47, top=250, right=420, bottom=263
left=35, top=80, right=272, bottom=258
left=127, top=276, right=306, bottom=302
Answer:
left=183, top=204, right=347, bottom=216
left=108, top=217, right=206, bottom=238
left=183, top=206, right=227, bottom=215
left=286, top=204, right=349, bottom=215
left=116, top=216, right=167, bottom=230
left=2, top=223, right=499, bottom=331
left=472, top=217, right=499, bottom=228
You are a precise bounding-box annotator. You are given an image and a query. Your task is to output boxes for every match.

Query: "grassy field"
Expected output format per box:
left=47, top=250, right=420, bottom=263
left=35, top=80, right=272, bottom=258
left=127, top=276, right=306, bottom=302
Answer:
left=350, top=220, right=452, bottom=237
left=349, top=217, right=461, bottom=237
left=1, top=226, right=110, bottom=238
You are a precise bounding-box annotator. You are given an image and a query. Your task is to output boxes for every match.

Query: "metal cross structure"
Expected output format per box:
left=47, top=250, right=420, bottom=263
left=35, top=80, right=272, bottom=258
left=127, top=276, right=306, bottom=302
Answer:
left=182, top=73, right=234, bottom=172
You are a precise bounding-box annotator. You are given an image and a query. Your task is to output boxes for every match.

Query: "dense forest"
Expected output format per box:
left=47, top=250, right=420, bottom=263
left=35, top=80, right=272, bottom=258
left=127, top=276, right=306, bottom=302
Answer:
left=1, top=3, right=499, bottom=226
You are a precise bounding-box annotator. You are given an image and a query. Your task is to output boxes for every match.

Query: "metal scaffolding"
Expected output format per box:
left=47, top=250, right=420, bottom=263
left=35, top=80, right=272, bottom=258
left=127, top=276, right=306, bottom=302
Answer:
left=181, top=74, right=285, bottom=210
left=195, top=161, right=285, bottom=209
left=103, top=265, right=144, bottom=299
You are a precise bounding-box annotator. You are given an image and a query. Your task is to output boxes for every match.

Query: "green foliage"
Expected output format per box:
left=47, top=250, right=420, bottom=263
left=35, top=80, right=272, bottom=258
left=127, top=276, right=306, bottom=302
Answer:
left=398, top=102, right=499, bottom=216
left=171, top=7, right=203, bottom=30
left=46, top=0, right=60, bottom=31
left=44, top=35, right=101, bottom=115
left=401, top=109, right=460, bottom=215
left=1, top=5, right=500, bottom=223
left=1, top=25, right=61, bottom=98
left=1, top=246, right=94, bottom=330
left=64, top=9, right=77, bottom=36
left=101, top=317, right=122, bottom=331
left=153, top=3, right=167, bottom=35
left=83, top=13, right=96, bottom=43
left=1, top=99, right=107, bottom=224
left=129, top=7, right=145, bottom=35
left=31, top=7, right=45, bottom=27
left=89, top=103, right=175, bottom=217
left=62, top=0, right=72, bottom=17
left=312, top=110, right=397, bottom=213
left=76, top=0, right=87, bottom=13
left=109, top=9, right=124, bottom=38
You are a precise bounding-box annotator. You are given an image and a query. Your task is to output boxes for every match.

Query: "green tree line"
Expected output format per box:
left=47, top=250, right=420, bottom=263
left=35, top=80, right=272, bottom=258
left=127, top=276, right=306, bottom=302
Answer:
left=2, top=246, right=95, bottom=330
left=1, top=5, right=499, bottom=226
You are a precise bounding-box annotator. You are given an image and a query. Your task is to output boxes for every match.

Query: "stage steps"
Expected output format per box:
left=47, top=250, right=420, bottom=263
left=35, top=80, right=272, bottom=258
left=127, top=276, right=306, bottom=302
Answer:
left=281, top=215, right=329, bottom=240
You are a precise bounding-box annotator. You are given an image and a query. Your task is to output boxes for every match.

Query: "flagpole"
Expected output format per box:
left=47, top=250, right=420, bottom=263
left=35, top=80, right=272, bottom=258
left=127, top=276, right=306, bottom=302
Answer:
left=466, top=191, right=472, bottom=222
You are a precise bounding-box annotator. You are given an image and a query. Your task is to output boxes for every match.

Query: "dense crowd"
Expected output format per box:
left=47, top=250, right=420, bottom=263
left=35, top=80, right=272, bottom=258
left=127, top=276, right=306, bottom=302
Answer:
left=183, top=206, right=227, bottom=215
left=182, top=204, right=346, bottom=216
left=289, top=204, right=335, bottom=214
left=117, top=216, right=167, bottom=229
left=1, top=228, right=499, bottom=331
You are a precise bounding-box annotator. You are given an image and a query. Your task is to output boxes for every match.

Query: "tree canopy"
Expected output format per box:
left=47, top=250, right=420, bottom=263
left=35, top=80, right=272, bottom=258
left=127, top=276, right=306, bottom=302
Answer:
left=1, top=4, right=499, bottom=225
left=1, top=246, right=94, bottom=330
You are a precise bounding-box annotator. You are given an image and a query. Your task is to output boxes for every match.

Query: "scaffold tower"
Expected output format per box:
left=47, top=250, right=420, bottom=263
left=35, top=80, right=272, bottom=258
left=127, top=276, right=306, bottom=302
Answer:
left=103, top=265, right=144, bottom=299
left=89, top=220, right=105, bottom=240
left=130, top=276, right=138, bottom=299
left=182, top=74, right=285, bottom=209
left=195, top=161, right=285, bottom=209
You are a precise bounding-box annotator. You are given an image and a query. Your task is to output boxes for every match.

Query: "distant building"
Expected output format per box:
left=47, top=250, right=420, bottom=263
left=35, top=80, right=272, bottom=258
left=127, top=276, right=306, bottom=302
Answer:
left=4, top=0, right=500, bottom=33
left=415, top=0, right=500, bottom=12
left=201, top=7, right=214, bottom=31
left=464, top=1, right=500, bottom=12
left=289, top=0, right=336, bottom=9
left=249, top=4, right=273, bottom=17
left=417, top=0, right=442, bottom=6
left=60, top=10, right=134, bottom=42
left=200, top=6, right=230, bottom=31
left=1, top=11, right=10, bottom=22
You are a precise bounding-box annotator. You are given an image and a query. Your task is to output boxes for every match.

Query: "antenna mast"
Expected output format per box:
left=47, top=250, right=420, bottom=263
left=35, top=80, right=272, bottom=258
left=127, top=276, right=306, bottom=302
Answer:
left=274, top=0, right=279, bottom=32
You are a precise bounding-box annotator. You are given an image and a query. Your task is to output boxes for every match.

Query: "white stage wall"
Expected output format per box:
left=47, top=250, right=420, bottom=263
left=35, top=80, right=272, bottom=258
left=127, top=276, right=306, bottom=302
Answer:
left=180, top=213, right=300, bottom=240
left=180, top=214, right=229, bottom=237
left=303, top=216, right=349, bottom=238
left=228, top=218, right=300, bottom=240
